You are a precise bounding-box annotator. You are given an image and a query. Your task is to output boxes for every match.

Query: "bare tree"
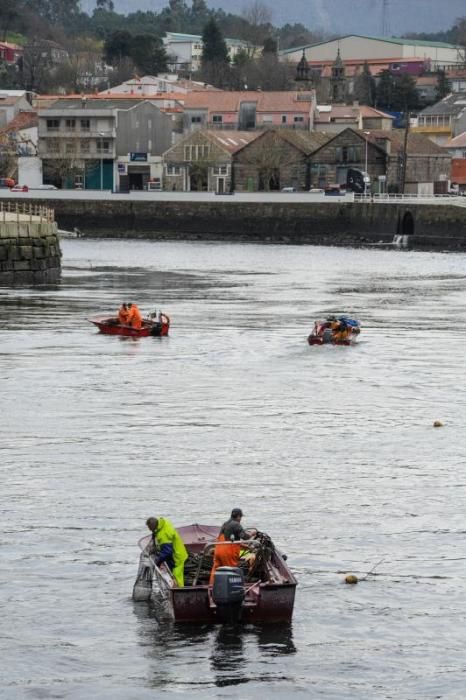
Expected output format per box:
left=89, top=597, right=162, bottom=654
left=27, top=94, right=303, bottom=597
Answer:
left=241, top=1, right=273, bottom=58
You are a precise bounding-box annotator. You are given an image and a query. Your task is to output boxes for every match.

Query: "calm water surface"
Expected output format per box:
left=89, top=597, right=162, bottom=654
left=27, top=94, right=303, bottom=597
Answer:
left=2, top=240, right=466, bottom=699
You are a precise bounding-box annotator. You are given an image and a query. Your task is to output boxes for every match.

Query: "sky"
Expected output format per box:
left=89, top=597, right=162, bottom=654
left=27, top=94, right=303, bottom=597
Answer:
left=81, top=0, right=465, bottom=37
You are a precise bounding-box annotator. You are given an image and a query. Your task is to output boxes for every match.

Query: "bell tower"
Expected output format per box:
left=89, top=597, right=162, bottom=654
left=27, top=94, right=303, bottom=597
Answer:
left=330, top=48, right=347, bottom=103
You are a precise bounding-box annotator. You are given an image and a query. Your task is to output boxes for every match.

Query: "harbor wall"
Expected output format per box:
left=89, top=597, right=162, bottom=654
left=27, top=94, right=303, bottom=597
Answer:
left=0, top=211, right=61, bottom=284
left=7, top=198, right=466, bottom=250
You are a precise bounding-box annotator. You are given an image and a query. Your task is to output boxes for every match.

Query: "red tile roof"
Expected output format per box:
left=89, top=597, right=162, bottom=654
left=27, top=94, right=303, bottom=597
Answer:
left=0, top=110, right=37, bottom=134
left=184, top=91, right=313, bottom=112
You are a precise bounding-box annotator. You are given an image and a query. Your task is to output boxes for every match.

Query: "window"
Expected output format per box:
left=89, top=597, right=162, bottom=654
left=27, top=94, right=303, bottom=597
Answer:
left=212, top=115, right=223, bottom=123
left=65, top=142, right=75, bottom=155
left=97, top=140, right=110, bottom=154
left=191, top=116, right=202, bottom=124
left=294, top=116, right=304, bottom=123
left=281, top=115, right=287, bottom=124
left=167, top=165, right=181, bottom=175
left=65, top=119, right=76, bottom=129
left=80, top=140, right=90, bottom=153
left=184, top=144, right=210, bottom=161
left=46, top=119, right=59, bottom=131
left=262, top=116, right=273, bottom=124
left=80, top=119, right=90, bottom=131
left=47, top=139, right=59, bottom=153
left=213, top=165, right=228, bottom=175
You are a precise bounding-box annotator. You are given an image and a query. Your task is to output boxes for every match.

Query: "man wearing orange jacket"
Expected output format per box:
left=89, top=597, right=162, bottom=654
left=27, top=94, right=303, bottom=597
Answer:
left=127, top=303, right=142, bottom=329
left=118, top=302, right=129, bottom=324
left=209, top=508, right=253, bottom=585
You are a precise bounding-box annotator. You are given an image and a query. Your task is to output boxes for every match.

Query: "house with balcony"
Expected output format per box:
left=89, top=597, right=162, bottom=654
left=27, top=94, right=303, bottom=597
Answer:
left=183, top=90, right=316, bottom=132
left=38, top=97, right=173, bottom=190
left=413, top=92, right=466, bottom=146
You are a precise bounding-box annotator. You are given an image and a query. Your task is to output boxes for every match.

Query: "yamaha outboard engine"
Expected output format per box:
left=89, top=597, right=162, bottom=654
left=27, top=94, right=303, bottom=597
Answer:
left=212, top=566, right=245, bottom=622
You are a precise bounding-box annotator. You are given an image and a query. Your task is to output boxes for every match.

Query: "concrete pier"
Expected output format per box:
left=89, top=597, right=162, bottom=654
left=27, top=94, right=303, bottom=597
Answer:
left=0, top=204, right=61, bottom=284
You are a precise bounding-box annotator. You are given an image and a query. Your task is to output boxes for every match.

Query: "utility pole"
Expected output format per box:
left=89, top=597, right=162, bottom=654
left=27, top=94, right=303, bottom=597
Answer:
left=381, top=0, right=390, bottom=36
left=400, top=106, right=410, bottom=194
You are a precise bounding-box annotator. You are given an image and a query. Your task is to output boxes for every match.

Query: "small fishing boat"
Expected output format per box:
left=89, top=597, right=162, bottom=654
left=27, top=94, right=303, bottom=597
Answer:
left=89, top=312, right=170, bottom=337
left=133, top=523, right=297, bottom=624
left=308, top=316, right=361, bottom=346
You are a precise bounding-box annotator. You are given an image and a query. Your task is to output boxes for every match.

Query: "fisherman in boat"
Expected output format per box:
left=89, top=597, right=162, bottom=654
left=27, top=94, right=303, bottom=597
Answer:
left=127, top=303, right=143, bottom=330
left=118, top=302, right=129, bottom=325
left=209, top=508, right=254, bottom=584
left=146, top=517, right=188, bottom=587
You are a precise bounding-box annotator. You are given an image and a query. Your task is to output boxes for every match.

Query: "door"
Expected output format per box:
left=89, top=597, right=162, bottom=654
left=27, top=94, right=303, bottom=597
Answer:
left=217, top=177, right=225, bottom=194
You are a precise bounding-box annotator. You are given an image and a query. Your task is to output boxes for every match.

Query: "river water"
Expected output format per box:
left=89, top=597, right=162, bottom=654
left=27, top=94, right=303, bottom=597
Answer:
left=2, top=239, right=466, bottom=699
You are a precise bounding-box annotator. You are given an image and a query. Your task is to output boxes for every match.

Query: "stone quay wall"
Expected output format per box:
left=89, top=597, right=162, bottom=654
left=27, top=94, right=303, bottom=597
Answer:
left=11, top=197, right=466, bottom=250
left=0, top=206, right=61, bottom=284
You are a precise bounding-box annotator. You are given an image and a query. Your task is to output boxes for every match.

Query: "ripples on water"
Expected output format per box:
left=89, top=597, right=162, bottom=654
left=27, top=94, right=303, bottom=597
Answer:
left=2, top=240, right=466, bottom=699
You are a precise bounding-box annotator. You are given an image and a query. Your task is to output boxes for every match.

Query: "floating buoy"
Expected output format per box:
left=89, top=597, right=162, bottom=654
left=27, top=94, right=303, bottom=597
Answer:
left=345, top=574, right=358, bottom=585
left=433, top=420, right=444, bottom=428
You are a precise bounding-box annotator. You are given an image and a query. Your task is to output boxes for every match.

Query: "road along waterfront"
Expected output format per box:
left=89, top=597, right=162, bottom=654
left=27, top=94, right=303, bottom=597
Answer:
left=2, top=239, right=466, bottom=698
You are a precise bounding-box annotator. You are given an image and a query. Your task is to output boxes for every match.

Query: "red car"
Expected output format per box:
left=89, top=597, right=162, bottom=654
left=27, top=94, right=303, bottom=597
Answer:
left=10, top=184, right=29, bottom=192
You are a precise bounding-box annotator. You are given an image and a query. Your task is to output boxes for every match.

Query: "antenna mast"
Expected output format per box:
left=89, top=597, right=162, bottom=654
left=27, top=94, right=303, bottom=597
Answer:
left=381, top=0, right=390, bottom=36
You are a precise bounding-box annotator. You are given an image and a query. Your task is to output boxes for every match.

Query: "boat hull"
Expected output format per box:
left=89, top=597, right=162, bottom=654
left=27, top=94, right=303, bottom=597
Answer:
left=89, top=315, right=169, bottom=337
left=170, top=581, right=296, bottom=624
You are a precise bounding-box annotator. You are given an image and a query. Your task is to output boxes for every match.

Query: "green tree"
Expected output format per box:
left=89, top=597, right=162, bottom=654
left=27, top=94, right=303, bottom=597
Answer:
left=96, top=0, right=114, bottom=10
left=201, top=18, right=229, bottom=64
left=24, top=0, right=81, bottom=27
left=375, top=69, right=394, bottom=110
left=130, top=34, right=167, bottom=75
left=200, top=18, right=231, bottom=87
left=391, top=74, right=419, bottom=111
left=0, top=0, right=19, bottom=41
left=262, top=37, right=277, bottom=56
left=354, top=62, right=376, bottom=106
left=435, top=69, right=451, bottom=100
left=104, top=30, right=133, bottom=63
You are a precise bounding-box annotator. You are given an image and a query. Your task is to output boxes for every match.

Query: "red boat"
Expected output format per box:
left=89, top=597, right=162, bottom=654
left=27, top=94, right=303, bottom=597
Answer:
left=133, top=523, right=297, bottom=624
left=89, top=312, right=170, bottom=337
left=308, top=316, right=360, bottom=346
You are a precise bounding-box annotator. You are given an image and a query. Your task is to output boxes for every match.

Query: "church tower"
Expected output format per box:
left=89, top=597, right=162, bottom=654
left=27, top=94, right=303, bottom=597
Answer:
left=330, top=49, right=347, bottom=103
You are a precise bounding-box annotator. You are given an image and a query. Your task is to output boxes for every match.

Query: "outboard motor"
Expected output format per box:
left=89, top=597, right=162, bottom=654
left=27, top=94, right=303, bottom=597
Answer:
left=212, top=566, right=245, bottom=622
left=150, top=322, right=163, bottom=337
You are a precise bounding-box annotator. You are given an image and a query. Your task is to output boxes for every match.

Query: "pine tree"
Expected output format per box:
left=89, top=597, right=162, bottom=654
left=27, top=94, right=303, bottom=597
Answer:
left=354, top=62, right=376, bottom=106
left=435, top=69, right=451, bottom=100
left=376, top=69, right=394, bottom=110
left=201, top=18, right=229, bottom=65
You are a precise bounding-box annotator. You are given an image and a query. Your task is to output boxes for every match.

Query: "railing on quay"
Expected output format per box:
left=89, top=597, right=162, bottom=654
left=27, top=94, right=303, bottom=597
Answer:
left=0, top=200, right=55, bottom=223
left=354, top=193, right=466, bottom=207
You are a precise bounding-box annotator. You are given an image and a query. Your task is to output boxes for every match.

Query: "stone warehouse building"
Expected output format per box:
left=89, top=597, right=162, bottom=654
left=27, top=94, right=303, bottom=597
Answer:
left=233, top=130, right=331, bottom=191
left=310, top=128, right=451, bottom=193
left=162, top=129, right=260, bottom=192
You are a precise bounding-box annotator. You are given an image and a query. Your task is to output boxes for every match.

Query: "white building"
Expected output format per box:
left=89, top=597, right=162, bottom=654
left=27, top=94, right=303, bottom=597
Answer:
left=101, top=74, right=216, bottom=96
left=164, top=32, right=251, bottom=72
left=281, top=35, right=464, bottom=71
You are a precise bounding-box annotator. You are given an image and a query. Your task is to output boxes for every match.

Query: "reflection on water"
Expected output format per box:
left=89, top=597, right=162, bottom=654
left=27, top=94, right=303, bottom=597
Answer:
left=2, top=239, right=466, bottom=698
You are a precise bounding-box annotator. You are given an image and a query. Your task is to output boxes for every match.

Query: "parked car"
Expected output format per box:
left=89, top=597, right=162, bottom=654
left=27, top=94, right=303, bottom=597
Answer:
left=10, top=184, right=29, bottom=192
left=281, top=186, right=296, bottom=192
left=35, top=184, right=58, bottom=190
left=309, top=188, right=325, bottom=194
left=0, top=177, right=15, bottom=188
left=324, top=184, right=342, bottom=196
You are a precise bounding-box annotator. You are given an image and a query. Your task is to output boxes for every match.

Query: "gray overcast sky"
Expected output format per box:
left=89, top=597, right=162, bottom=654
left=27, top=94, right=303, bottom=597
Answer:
left=81, top=0, right=465, bottom=36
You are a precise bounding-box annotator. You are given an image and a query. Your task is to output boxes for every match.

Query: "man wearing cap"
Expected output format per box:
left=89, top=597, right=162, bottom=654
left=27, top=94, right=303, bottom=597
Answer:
left=209, top=508, right=252, bottom=584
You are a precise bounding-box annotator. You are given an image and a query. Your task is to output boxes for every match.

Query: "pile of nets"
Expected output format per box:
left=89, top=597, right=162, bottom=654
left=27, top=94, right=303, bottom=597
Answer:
left=184, top=550, right=214, bottom=586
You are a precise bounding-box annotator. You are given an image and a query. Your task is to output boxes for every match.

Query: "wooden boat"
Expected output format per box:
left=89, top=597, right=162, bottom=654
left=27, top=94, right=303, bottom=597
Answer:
left=133, top=523, right=297, bottom=624
left=89, top=313, right=170, bottom=337
left=308, top=317, right=360, bottom=346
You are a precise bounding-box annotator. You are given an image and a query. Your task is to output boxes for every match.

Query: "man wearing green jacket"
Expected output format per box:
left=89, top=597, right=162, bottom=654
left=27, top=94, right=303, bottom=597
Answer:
left=146, top=517, right=188, bottom=587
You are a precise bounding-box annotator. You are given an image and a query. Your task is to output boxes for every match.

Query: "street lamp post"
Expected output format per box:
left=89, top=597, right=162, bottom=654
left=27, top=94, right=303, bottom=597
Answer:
left=364, top=131, right=370, bottom=197
left=98, top=131, right=105, bottom=191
